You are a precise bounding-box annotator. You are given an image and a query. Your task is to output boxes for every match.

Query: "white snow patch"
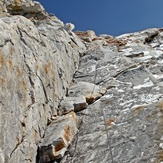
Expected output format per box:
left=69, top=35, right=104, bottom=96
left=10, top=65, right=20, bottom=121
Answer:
left=158, top=60, right=163, bottom=64
left=155, top=50, right=163, bottom=58
left=122, top=108, right=130, bottom=113
left=144, top=77, right=150, bottom=83
left=143, top=51, right=150, bottom=55
left=131, top=104, right=147, bottom=110
left=160, top=136, right=163, bottom=141
left=118, top=89, right=125, bottom=92
left=140, top=55, right=152, bottom=61
left=101, top=94, right=113, bottom=100
left=140, top=93, right=162, bottom=104
left=119, top=99, right=134, bottom=107
left=133, top=80, right=154, bottom=89
left=159, top=143, right=163, bottom=149
left=153, top=74, right=163, bottom=80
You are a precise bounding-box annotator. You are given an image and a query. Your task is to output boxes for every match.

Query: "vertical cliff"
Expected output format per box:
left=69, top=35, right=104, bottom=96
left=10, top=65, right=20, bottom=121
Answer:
left=0, top=1, right=85, bottom=162
left=1, top=1, right=163, bottom=163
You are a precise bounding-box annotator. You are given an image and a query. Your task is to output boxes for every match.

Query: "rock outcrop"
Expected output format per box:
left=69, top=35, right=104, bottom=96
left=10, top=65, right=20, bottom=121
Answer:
left=1, top=1, right=163, bottom=163
left=61, top=28, right=163, bottom=163
left=0, top=1, right=85, bottom=163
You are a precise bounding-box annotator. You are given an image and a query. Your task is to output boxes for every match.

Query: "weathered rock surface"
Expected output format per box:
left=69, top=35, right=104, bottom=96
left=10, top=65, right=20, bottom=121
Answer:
left=39, top=112, right=78, bottom=163
left=0, top=0, right=46, bottom=18
left=0, top=1, right=85, bottom=163
left=1, top=0, right=163, bottom=163
left=61, top=28, right=163, bottom=163
left=59, top=96, right=87, bottom=115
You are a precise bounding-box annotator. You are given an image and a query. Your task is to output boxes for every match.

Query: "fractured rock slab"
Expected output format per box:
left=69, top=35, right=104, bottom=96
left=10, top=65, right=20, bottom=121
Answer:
left=39, top=112, right=78, bottom=163
left=68, top=81, right=106, bottom=104
left=59, top=96, right=87, bottom=115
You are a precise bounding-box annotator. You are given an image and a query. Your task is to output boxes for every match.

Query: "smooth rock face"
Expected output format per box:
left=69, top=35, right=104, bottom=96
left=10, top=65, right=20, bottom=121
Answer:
left=61, top=28, right=163, bottom=163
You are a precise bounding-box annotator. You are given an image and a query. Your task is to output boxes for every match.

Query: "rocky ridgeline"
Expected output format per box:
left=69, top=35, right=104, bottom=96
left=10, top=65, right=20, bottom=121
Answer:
left=1, top=1, right=163, bottom=163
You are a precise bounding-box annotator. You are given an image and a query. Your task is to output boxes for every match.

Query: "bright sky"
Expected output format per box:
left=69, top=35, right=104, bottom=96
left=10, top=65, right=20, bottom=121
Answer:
left=36, top=0, right=163, bottom=36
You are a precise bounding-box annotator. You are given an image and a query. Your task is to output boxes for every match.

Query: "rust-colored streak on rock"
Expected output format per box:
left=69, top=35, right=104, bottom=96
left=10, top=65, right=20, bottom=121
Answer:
left=1, top=77, right=5, bottom=88
left=22, top=80, right=27, bottom=91
left=158, top=150, right=163, bottom=162
left=157, top=101, right=163, bottom=112
left=106, top=117, right=117, bottom=126
left=63, top=125, right=72, bottom=143
left=0, top=53, right=5, bottom=67
left=22, top=79, right=27, bottom=106
left=17, top=67, right=21, bottom=76
left=8, top=57, right=13, bottom=69
left=105, top=100, right=112, bottom=105
left=44, top=62, right=52, bottom=75
left=134, top=106, right=145, bottom=113
left=54, top=139, right=65, bottom=152
left=15, top=0, right=23, bottom=6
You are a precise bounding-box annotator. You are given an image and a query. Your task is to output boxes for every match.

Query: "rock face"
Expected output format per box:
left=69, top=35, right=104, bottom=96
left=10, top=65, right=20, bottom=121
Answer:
left=61, top=28, right=163, bottom=163
left=0, top=1, right=85, bottom=163
left=1, top=1, right=163, bottom=163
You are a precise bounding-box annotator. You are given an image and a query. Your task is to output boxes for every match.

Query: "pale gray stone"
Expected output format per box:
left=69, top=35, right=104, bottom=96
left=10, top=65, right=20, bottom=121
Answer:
left=61, top=28, right=163, bottom=163
left=68, top=81, right=106, bottom=104
left=39, top=112, right=78, bottom=163
left=1, top=0, right=163, bottom=163
left=0, top=3, right=84, bottom=162
left=59, top=96, right=87, bottom=115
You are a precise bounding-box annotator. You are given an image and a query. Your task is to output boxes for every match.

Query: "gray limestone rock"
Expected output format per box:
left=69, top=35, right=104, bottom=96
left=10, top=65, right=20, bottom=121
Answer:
left=39, top=112, right=78, bottom=163
left=68, top=81, right=106, bottom=104
left=59, top=96, right=87, bottom=115
left=1, top=0, right=163, bottom=163
left=0, top=4, right=85, bottom=162
left=61, top=28, right=163, bottom=163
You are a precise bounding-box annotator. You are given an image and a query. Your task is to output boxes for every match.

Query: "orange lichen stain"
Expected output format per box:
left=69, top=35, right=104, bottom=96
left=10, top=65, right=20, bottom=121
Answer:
left=106, top=117, right=117, bottom=126
left=0, top=53, right=5, bottom=67
left=8, top=57, right=13, bottom=69
left=157, top=101, right=163, bottom=112
left=10, top=47, right=15, bottom=55
left=146, top=112, right=157, bottom=122
left=17, top=67, right=21, bottom=76
left=105, top=100, right=112, bottom=105
left=157, top=150, right=163, bottom=162
left=22, top=80, right=27, bottom=91
left=54, top=139, right=65, bottom=152
left=1, top=78, right=5, bottom=87
left=36, top=64, right=39, bottom=71
left=64, top=125, right=73, bottom=143
left=22, top=80, right=27, bottom=107
left=134, top=106, right=145, bottom=113
left=44, top=62, right=52, bottom=74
